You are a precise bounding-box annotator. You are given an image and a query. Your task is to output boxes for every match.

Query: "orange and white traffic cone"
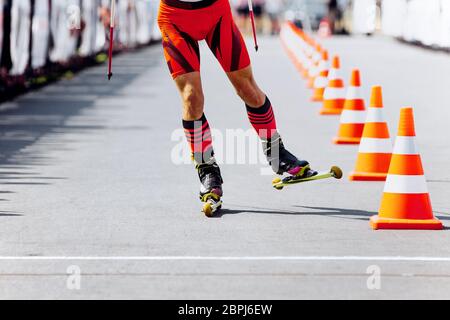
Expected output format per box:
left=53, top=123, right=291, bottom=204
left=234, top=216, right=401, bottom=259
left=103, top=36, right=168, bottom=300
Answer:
left=319, top=55, right=345, bottom=115
left=281, top=23, right=308, bottom=76
left=286, top=23, right=305, bottom=71
left=349, top=86, right=392, bottom=181
left=280, top=24, right=297, bottom=66
left=333, top=69, right=366, bottom=144
left=311, top=50, right=329, bottom=102
left=302, top=38, right=316, bottom=79
left=307, top=44, right=323, bottom=89
left=370, top=107, right=442, bottom=230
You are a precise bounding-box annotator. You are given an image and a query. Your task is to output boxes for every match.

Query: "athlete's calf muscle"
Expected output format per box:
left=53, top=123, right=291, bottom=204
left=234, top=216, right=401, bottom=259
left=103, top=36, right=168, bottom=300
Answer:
left=175, top=72, right=204, bottom=121
left=227, top=66, right=266, bottom=108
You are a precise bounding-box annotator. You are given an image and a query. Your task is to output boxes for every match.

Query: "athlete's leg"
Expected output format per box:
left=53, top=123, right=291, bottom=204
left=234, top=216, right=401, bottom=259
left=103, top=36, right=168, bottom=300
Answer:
left=175, top=72, right=205, bottom=121
left=227, top=66, right=313, bottom=176
left=205, top=4, right=274, bottom=137
left=227, top=64, right=269, bottom=113
left=205, top=3, right=314, bottom=176
left=158, top=0, right=224, bottom=209
left=174, top=72, right=223, bottom=198
left=227, top=65, right=265, bottom=108
left=227, top=65, right=277, bottom=139
left=174, top=72, right=216, bottom=163
left=158, top=3, right=214, bottom=164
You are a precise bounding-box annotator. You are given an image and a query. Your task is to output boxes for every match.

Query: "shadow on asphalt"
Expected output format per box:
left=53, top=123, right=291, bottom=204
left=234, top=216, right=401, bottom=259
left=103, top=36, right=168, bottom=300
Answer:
left=216, top=205, right=450, bottom=224
left=0, top=211, right=23, bottom=217
left=215, top=205, right=376, bottom=221
left=0, top=48, right=161, bottom=207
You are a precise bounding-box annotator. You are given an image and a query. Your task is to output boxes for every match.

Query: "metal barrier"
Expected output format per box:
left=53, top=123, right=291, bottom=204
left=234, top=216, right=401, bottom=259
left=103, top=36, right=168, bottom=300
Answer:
left=0, top=0, right=161, bottom=98
left=382, top=0, right=450, bottom=50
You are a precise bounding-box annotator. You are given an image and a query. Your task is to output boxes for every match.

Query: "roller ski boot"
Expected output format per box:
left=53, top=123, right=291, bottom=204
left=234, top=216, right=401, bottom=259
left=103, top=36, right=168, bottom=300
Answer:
left=262, top=132, right=342, bottom=190
left=197, top=160, right=223, bottom=217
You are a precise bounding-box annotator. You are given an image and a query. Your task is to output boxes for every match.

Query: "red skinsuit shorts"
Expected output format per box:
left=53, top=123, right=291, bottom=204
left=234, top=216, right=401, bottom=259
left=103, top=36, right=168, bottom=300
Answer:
left=158, top=0, right=251, bottom=79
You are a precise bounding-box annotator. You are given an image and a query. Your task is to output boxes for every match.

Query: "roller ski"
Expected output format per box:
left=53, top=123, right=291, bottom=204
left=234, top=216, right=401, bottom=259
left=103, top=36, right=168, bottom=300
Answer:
left=261, top=132, right=342, bottom=190
left=272, top=166, right=343, bottom=190
left=197, top=161, right=223, bottom=217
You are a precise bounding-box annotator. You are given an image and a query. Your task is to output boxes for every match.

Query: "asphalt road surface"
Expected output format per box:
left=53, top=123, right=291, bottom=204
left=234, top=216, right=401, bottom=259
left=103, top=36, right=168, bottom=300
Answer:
left=1, top=35, right=450, bottom=299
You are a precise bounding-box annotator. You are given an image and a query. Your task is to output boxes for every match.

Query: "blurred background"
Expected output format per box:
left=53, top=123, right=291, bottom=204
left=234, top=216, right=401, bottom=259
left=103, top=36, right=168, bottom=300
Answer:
left=0, top=0, right=161, bottom=101
left=1, top=0, right=449, bottom=101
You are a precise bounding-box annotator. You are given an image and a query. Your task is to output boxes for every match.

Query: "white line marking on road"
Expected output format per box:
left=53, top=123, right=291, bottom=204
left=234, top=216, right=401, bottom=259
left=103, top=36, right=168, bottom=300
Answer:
left=0, top=256, right=450, bottom=262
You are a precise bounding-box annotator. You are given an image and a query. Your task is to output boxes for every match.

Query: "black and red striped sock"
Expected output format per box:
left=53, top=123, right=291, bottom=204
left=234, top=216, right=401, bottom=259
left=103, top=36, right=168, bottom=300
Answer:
left=246, top=96, right=277, bottom=139
left=183, top=114, right=214, bottom=164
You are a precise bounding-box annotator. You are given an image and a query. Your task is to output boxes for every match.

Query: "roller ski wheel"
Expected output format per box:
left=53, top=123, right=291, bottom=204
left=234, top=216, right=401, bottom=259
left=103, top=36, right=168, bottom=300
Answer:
left=330, top=166, right=343, bottom=179
left=272, top=177, right=284, bottom=190
left=196, top=160, right=223, bottom=217
left=200, top=190, right=222, bottom=218
left=272, top=165, right=343, bottom=190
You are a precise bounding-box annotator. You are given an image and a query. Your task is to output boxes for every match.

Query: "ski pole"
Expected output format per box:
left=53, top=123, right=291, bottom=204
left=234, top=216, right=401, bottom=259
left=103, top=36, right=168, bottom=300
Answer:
left=107, top=0, right=116, bottom=80
left=247, top=0, right=259, bottom=51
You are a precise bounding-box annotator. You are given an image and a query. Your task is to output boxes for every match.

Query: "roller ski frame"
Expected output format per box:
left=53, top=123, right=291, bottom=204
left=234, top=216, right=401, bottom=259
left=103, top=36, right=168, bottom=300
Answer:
left=201, top=192, right=223, bottom=217
left=272, top=166, right=343, bottom=190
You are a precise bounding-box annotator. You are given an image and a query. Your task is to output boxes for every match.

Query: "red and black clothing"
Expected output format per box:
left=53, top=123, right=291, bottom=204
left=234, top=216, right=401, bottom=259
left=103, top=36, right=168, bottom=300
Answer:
left=159, top=0, right=278, bottom=165
left=158, top=0, right=251, bottom=79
